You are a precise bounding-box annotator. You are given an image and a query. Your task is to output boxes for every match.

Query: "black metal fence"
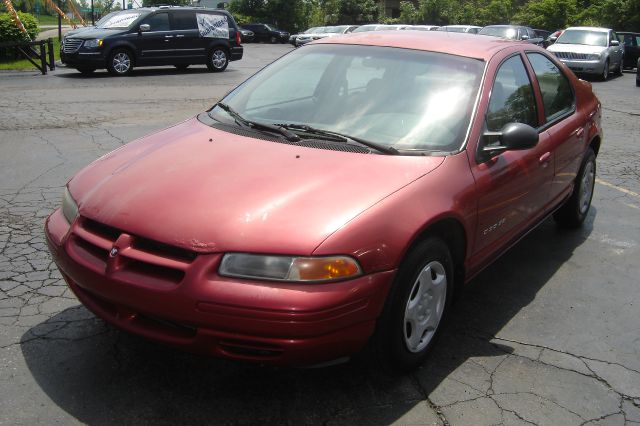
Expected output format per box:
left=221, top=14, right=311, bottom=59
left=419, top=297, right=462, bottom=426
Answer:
left=0, top=39, right=56, bottom=75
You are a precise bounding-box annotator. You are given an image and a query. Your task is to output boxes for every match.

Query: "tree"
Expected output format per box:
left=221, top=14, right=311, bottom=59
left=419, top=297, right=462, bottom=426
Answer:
left=513, top=0, right=577, bottom=29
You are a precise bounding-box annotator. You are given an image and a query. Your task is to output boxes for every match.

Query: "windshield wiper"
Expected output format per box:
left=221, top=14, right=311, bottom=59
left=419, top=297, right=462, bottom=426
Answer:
left=215, top=103, right=300, bottom=142
left=273, top=123, right=399, bottom=155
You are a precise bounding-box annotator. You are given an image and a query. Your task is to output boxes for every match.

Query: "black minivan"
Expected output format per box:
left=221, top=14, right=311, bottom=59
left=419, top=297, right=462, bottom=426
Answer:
left=61, top=7, right=243, bottom=76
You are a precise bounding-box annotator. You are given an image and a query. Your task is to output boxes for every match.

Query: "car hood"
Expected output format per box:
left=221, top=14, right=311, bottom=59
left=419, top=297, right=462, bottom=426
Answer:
left=68, top=117, right=445, bottom=255
left=548, top=43, right=607, bottom=54
left=65, top=27, right=125, bottom=40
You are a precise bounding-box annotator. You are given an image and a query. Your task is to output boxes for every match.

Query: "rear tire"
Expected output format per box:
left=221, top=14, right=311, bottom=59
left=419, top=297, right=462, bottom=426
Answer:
left=107, top=49, right=133, bottom=76
left=206, top=47, right=228, bottom=72
left=554, top=148, right=596, bottom=228
left=371, top=237, right=454, bottom=372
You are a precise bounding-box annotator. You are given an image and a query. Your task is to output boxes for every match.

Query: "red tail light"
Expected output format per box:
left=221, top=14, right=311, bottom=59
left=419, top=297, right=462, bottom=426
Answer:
left=236, top=31, right=242, bottom=45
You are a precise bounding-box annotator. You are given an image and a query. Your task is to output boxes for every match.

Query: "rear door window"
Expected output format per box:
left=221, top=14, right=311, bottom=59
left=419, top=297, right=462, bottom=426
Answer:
left=526, top=53, right=575, bottom=123
left=171, top=11, right=197, bottom=30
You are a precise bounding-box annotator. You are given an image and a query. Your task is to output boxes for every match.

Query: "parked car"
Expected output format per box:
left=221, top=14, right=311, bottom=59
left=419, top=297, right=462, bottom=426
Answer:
left=238, top=27, right=255, bottom=43
left=637, top=57, right=640, bottom=86
left=405, top=25, right=440, bottom=31
left=295, top=25, right=357, bottom=47
left=289, top=26, right=321, bottom=46
left=46, top=31, right=602, bottom=370
left=60, top=7, right=243, bottom=76
left=617, top=31, right=640, bottom=69
left=479, top=25, right=544, bottom=45
left=547, top=29, right=564, bottom=46
left=241, top=23, right=289, bottom=43
left=437, top=25, right=481, bottom=34
left=351, top=24, right=384, bottom=33
left=547, top=27, right=623, bottom=80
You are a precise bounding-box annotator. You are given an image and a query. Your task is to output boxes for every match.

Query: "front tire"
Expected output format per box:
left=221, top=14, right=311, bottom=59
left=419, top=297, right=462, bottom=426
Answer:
left=372, top=238, right=454, bottom=372
left=616, top=57, right=623, bottom=75
left=601, top=59, right=609, bottom=81
left=206, top=48, right=228, bottom=72
left=107, top=49, right=133, bottom=76
left=554, top=148, right=596, bottom=228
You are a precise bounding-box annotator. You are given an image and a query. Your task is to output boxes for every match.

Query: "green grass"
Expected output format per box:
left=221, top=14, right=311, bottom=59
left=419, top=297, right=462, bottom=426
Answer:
left=0, top=38, right=60, bottom=70
left=35, top=14, right=62, bottom=26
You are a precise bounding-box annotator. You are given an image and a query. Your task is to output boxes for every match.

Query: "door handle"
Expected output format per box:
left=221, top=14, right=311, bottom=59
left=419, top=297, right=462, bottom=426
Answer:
left=539, top=152, right=551, bottom=166
left=176, top=34, right=185, bottom=38
left=574, top=127, right=585, bottom=138
left=164, top=35, right=174, bottom=38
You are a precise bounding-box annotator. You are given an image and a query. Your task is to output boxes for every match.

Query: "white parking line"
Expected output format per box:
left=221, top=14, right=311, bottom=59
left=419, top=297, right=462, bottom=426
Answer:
left=596, top=178, right=640, bottom=198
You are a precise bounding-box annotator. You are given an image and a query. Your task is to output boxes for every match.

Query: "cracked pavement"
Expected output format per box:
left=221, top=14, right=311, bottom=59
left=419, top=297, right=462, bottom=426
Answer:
left=1, top=46, right=639, bottom=425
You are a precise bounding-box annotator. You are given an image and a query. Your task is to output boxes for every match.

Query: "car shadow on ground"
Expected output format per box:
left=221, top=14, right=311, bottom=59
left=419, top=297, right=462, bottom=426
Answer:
left=20, top=212, right=594, bottom=424
left=55, top=66, right=236, bottom=79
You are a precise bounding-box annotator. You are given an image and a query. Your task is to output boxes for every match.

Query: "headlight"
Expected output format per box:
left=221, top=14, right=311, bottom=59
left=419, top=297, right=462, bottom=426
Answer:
left=62, top=187, right=79, bottom=224
left=588, top=53, right=601, bottom=60
left=219, top=253, right=362, bottom=283
left=83, top=39, right=103, bottom=48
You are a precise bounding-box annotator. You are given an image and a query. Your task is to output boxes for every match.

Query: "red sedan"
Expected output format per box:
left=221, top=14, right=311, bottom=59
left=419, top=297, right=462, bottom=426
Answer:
left=45, top=31, right=602, bottom=370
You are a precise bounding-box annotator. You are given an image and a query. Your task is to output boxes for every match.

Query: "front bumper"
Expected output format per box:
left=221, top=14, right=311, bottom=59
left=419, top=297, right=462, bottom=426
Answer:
left=558, top=58, right=605, bottom=75
left=60, top=50, right=106, bottom=67
left=45, top=209, right=395, bottom=366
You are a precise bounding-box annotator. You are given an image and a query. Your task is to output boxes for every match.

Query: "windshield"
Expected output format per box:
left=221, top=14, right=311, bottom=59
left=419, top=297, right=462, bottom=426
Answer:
left=479, top=26, right=518, bottom=39
left=327, top=26, right=349, bottom=33
left=96, top=11, right=145, bottom=29
left=210, top=44, right=484, bottom=152
left=556, top=30, right=607, bottom=47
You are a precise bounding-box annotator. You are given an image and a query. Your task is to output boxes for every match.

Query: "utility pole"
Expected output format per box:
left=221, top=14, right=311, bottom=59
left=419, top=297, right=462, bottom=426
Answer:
left=90, top=0, right=94, bottom=25
left=57, top=0, right=62, bottom=40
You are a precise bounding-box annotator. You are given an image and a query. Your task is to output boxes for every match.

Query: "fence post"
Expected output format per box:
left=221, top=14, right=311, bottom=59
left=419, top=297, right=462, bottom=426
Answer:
left=47, top=38, right=55, bottom=71
left=39, top=40, right=47, bottom=75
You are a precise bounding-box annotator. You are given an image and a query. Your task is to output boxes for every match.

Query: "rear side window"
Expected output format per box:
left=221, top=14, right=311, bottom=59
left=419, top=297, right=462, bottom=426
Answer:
left=486, top=55, right=537, bottom=131
left=142, top=12, right=169, bottom=31
left=526, top=53, right=574, bottom=123
left=172, top=11, right=196, bottom=30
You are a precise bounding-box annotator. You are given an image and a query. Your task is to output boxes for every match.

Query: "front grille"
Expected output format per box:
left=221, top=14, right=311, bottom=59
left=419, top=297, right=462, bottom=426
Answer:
left=68, top=217, right=196, bottom=288
left=63, top=38, right=83, bottom=53
left=553, top=51, right=590, bottom=60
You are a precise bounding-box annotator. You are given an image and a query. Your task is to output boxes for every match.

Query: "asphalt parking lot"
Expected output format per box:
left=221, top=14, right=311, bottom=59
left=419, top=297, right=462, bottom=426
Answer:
left=1, top=43, right=639, bottom=425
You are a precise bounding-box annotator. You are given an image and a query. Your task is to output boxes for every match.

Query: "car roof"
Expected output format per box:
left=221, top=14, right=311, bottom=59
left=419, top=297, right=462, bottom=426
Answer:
left=564, top=26, right=611, bottom=32
left=316, top=31, right=527, bottom=61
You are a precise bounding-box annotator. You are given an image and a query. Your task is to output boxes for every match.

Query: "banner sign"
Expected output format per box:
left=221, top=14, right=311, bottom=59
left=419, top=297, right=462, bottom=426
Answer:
left=101, top=12, right=141, bottom=28
left=196, top=13, right=229, bottom=39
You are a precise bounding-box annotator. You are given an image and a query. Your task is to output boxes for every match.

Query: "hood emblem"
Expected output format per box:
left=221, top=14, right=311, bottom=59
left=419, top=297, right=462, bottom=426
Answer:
left=109, top=247, right=119, bottom=257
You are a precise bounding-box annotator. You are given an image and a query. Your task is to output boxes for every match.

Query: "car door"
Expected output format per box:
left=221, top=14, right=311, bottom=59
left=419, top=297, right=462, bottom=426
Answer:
left=525, top=52, right=582, bottom=206
left=136, top=12, right=172, bottom=64
left=469, top=53, right=555, bottom=261
left=170, top=10, right=206, bottom=62
left=609, top=31, right=624, bottom=68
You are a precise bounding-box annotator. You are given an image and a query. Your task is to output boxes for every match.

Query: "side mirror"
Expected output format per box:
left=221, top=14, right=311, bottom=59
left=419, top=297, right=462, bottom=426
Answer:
left=478, top=123, right=539, bottom=161
left=139, top=24, right=150, bottom=32
left=521, top=34, right=529, bottom=40
left=610, top=39, right=620, bottom=46
left=548, top=36, right=558, bottom=43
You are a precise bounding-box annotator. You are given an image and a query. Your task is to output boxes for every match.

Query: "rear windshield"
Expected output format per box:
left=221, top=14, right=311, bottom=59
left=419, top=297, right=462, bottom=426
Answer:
left=556, top=30, right=608, bottom=47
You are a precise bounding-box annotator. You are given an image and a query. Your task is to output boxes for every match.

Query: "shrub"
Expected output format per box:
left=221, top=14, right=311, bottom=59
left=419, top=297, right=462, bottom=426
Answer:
left=0, top=12, right=39, bottom=43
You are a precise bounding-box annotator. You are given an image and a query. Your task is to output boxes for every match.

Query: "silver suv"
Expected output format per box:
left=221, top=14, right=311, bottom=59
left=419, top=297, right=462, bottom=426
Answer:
left=547, top=26, right=624, bottom=80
